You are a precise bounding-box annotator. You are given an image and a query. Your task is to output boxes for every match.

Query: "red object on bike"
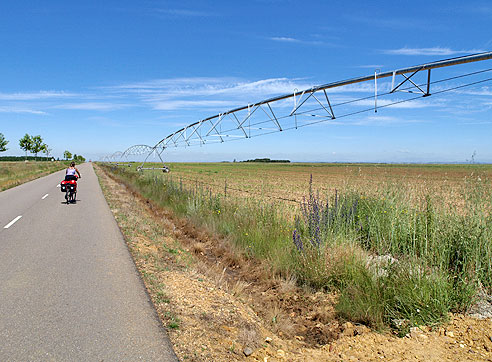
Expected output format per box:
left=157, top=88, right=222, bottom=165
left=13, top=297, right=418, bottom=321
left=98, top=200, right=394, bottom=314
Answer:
left=60, top=179, right=77, bottom=192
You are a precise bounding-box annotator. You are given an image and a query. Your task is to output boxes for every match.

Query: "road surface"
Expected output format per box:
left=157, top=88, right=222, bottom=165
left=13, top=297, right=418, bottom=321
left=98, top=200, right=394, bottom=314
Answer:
left=0, top=163, right=178, bottom=361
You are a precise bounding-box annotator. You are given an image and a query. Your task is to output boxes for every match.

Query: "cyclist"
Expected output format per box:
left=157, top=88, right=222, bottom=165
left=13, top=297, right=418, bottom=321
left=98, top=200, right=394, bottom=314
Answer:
left=65, top=162, right=81, bottom=181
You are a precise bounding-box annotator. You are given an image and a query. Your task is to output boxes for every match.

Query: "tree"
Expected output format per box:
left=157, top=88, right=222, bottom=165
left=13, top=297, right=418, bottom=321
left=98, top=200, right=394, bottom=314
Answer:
left=30, top=135, right=44, bottom=160
left=42, top=144, right=52, bottom=160
left=0, top=133, right=8, bottom=152
left=19, top=134, right=32, bottom=160
left=75, top=154, right=86, bottom=163
left=63, top=150, right=72, bottom=160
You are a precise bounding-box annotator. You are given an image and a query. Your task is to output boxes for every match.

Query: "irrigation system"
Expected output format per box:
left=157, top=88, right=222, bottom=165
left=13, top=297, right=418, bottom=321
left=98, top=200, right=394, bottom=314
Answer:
left=104, top=51, right=492, bottom=171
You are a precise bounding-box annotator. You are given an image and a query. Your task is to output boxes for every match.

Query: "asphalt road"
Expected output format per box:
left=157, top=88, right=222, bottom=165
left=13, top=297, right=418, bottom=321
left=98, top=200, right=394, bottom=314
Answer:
left=0, top=163, right=178, bottom=361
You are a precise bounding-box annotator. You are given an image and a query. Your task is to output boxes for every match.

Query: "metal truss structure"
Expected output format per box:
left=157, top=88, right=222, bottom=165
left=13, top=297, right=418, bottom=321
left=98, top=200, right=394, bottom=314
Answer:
left=103, top=51, right=492, bottom=169
left=104, top=144, right=170, bottom=172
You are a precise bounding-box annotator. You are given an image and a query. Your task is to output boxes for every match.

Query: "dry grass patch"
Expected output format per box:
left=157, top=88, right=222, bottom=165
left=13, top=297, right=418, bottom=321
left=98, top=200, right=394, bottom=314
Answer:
left=0, top=161, right=67, bottom=190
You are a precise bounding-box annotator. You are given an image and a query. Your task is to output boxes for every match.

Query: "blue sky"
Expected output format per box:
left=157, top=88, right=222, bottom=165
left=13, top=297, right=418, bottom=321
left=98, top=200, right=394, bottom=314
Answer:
left=1, top=0, right=491, bottom=162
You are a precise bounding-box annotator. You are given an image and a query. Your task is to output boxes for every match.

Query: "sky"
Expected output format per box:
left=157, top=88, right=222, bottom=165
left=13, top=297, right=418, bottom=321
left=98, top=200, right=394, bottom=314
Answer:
left=0, top=0, right=491, bottom=163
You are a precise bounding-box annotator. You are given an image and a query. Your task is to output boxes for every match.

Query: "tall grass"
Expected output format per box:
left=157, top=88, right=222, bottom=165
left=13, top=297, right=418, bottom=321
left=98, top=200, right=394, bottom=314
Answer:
left=293, top=175, right=491, bottom=330
left=101, top=164, right=491, bottom=333
left=101, top=165, right=294, bottom=273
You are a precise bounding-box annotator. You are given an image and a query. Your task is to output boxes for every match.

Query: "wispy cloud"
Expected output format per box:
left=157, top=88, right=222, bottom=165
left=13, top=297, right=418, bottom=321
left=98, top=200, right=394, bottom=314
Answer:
left=269, top=36, right=325, bottom=46
left=357, top=115, right=426, bottom=125
left=0, top=106, right=47, bottom=114
left=270, top=36, right=301, bottom=43
left=383, top=47, right=485, bottom=56
left=152, top=100, right=238, bottom=111
left=353, top=98, right=433, bottom=109
left=0, top=91, right=78, bottom=101
left=353, top=64, right=384, bottom=69
left=463, top=120, right=492, bottom=125
left=52, top=102, right=130, bottom=111
left=347, top=15, right=443, bottom=31
left=464, top=5, right=492, bottom=16
left=103, top=77, right=317, bottom=111
left=455, top=86, right=492, bottom=97
left=155, top=8, right=216, bottom=17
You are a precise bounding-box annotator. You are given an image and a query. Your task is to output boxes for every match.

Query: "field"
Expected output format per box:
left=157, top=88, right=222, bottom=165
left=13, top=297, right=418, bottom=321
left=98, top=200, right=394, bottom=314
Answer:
left=98, top=162, right=492, bottom=360
left=0, top=161, right=69, bottom=191
left=119, top=161, right=492, bottom=213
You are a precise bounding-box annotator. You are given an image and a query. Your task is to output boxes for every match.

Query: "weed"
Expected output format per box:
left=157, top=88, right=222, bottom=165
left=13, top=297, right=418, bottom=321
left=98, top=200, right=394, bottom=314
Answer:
left=100, top=163, right=492, bottom=332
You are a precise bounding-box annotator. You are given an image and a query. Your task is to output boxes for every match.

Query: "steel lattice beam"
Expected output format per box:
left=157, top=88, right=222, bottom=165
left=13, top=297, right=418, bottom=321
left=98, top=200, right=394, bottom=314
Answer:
left=147, top=52, right=492, bottom=152
left=105, top=52, right=492, bottom=168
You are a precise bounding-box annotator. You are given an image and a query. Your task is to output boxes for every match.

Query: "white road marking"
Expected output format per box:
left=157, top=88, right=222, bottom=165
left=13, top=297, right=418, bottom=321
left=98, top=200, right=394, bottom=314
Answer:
left=42, top=194, right=49, bottom=200
left=56, top=184, right=61, bottom=188
left=4, top=216, right=22, bottom=229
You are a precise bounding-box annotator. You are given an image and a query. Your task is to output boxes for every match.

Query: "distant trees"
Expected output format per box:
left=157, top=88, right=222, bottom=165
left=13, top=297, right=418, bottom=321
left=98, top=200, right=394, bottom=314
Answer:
left=241, top=158, right=290, bottom=163
left=31, top=135, right=44, bottom=159
left=43, top=145, right=52, bottom=159
left=13, top=133, right=84, bottom=162
left=19, top=133, right=50, bottom=160
left=63, top=150, right=85, bottom=163
left=0, top=133, right=8, bottom=152
left=19, top=134, right=32, bottom=159
left=73, top=154, right=86, bottom=163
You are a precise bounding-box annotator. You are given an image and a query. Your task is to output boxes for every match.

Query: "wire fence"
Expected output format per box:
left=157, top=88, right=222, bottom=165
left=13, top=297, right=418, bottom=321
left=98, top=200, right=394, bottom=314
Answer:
left=163, top=173, right=301, bottom=204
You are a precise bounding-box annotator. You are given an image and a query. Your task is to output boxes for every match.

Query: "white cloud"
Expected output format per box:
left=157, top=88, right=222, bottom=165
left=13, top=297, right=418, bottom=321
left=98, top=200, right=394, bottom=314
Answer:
left=353, top=64, right=385, bottom=69
left=455, top=87, right=492, bottom=97
left=155, top=8, right=216, bottom=17
left=353, top=98, right=432, bottom=109
left=52, top=102, right=130, bottom=111
left=363, top=115, right=426, bottom=124
left=152, top=100, right=238, bottom=111
left=0, top=106, right=47, bottom=114
left=383, top=47, right=485, bottom=56
left=463, top=120, right=492, bottom=125
left=270, top=36, right=300, bottom=43
left=269, top=36, right=324, bottom=46
left=105, top=77, right=239, bottom=92
left=0, top=91, right=78, bottom=100
left=104, top=77, right=317, bottom=111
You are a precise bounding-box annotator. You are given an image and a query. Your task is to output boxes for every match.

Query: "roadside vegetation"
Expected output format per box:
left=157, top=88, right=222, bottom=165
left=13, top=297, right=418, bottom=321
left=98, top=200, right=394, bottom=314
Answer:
left=0, top=161, right=69, bottom=191
left=100, top=163, right=492, bottom=334
left=0, top=131, right=87, bottom=191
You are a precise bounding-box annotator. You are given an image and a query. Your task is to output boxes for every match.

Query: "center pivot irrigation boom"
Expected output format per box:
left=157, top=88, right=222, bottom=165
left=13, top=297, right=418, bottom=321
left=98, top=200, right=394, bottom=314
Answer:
left=106, top=144, right=170, bottom=172
left=109, top=51, right=492, bottom=170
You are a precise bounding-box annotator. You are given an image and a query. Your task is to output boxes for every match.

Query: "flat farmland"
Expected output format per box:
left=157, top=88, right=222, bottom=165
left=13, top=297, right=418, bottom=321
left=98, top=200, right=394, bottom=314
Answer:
left=0, top=161, right=68, bottom=191
left=101, top=160, right=492, bottom=346
left=137, top=162, right=492, bottom=209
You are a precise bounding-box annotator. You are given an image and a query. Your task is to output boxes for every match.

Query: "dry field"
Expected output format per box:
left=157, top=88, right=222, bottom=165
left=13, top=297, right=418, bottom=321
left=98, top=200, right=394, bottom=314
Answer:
left=0, top=161, right=68, bottom=191
left=141, top=162, right=492, bottom=212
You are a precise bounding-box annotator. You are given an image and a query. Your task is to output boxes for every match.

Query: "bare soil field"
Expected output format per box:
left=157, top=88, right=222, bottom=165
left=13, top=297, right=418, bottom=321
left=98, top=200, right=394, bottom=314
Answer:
left=96, top=164, right=492, bottom=361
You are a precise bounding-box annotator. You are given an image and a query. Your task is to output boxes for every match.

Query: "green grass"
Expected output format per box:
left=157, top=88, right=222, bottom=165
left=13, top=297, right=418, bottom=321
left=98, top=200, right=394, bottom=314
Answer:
left=0, top=161, right=69, bottom=191
left=99, top=163, right=492, bottom=333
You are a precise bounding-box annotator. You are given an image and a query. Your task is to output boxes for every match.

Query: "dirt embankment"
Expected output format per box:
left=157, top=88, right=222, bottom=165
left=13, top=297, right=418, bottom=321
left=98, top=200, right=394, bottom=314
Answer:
left=95, top=165, right=492, bottom=362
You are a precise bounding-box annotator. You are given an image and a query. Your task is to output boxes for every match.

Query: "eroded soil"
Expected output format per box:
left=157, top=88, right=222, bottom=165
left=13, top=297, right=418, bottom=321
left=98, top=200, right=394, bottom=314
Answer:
left=95, top=165, right=492, bottom=361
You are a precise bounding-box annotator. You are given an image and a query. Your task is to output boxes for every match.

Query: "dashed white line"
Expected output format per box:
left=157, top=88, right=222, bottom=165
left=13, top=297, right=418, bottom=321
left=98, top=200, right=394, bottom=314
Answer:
left=4, top=216, right=22, bottom=229
left=42, top=193, right=49, bottom=200
left=56, top=184, right=61, bottom=188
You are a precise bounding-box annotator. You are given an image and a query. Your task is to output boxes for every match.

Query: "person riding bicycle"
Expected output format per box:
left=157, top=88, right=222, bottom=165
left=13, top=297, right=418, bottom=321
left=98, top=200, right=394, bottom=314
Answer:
left=65, top=162, right=81, bottom=181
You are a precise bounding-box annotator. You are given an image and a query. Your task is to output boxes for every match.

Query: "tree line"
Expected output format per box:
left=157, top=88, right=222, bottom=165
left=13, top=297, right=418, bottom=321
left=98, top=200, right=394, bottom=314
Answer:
left=0, top=132, right=85, bottom=162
